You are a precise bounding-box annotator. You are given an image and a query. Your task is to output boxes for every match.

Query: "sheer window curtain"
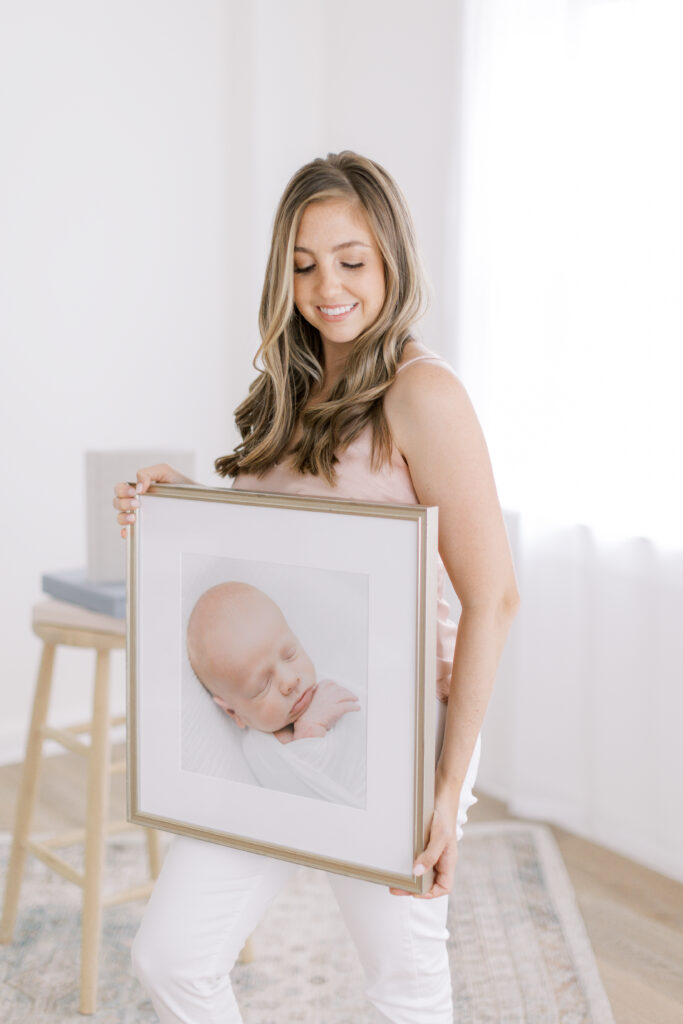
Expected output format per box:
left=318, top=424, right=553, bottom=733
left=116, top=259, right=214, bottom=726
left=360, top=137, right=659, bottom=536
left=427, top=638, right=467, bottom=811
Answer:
left=447, top=0, right=683, bottom=881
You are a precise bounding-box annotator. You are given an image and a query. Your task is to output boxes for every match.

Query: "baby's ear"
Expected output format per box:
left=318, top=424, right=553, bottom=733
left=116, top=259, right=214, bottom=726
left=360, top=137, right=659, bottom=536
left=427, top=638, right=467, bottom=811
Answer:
left=212, top=695, right=246, bottom=729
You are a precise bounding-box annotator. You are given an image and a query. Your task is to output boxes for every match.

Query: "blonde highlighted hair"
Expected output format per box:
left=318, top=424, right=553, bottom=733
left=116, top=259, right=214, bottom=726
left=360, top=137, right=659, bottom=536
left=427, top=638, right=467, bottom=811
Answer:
left=214, top=151, right=430, bottom=483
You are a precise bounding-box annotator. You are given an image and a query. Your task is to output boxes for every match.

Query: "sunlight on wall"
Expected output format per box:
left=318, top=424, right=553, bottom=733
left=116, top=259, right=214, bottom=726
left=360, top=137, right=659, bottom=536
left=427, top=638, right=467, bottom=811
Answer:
left=457, top=0, right=683, bottom=546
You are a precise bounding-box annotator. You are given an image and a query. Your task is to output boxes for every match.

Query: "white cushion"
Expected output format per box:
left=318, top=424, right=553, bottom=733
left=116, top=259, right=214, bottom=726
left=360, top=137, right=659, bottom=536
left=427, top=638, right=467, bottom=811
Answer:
left=32, top=598, right=126, bottom=636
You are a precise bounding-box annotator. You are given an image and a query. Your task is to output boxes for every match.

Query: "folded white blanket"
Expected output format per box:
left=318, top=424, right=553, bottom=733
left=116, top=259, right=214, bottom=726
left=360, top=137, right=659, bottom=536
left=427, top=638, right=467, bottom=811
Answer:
left=241, top=700, right=366, bottom=809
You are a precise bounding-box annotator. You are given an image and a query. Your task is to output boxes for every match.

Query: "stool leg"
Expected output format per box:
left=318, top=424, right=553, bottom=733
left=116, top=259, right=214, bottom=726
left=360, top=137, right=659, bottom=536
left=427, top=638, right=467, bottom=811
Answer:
left=144, top=827, right=162, bottom=879
left=1, top=642, right=56, bottom=943
left=80, top=649, right=111, bottom=1015
left=238, top=935, right=255, bottom=964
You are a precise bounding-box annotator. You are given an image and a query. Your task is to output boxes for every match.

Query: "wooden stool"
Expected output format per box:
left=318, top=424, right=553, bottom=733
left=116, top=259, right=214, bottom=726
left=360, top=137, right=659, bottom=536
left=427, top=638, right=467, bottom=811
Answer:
left=0, top=598, right=163, bottom=1015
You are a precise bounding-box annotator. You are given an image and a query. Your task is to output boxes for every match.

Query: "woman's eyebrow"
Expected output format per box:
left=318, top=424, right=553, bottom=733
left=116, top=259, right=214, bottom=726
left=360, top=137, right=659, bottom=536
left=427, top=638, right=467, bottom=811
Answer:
left=294, top=240, right=372, bottom=255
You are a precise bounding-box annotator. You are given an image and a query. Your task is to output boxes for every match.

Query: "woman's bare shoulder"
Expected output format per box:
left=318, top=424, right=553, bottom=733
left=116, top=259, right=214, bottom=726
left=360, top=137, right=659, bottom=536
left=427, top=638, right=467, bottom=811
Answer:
left=387, top=342, right=462, bottom=407
left=395, top=339, right=440, bottom=367
left=384, top=343, right=470, bottom=457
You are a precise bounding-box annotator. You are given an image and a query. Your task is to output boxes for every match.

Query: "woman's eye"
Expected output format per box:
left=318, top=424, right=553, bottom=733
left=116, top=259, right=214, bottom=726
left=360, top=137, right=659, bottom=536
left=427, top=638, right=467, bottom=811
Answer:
left=293, top=262, right=363, bottom=274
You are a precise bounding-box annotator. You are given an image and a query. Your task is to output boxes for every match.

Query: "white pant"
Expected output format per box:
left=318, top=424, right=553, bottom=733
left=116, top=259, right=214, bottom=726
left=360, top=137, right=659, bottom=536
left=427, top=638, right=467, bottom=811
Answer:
left=132, top=706, right=481, bottom=1024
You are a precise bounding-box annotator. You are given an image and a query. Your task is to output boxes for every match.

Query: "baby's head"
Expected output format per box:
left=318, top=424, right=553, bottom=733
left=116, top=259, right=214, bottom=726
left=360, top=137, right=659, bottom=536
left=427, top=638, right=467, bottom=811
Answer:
left=186, top=582, right=317, bottom=733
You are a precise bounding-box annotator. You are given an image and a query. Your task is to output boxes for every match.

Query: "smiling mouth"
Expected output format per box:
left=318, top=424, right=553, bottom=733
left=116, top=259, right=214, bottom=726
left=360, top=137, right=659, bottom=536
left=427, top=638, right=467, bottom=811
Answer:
left=317, top=303, right=358, bottom=321
left=290, top=685, right=316, bottom=719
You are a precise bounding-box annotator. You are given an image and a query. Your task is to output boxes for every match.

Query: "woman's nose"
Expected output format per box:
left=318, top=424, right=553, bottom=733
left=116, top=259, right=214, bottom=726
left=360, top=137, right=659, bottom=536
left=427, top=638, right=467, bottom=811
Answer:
left=317, top=264, right=343, bottom=299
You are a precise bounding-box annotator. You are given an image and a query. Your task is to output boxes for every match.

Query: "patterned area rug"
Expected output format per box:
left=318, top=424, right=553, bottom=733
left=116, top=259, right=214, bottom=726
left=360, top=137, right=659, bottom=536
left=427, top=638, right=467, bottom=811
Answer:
left=0, top=822, right=615, bottom=1023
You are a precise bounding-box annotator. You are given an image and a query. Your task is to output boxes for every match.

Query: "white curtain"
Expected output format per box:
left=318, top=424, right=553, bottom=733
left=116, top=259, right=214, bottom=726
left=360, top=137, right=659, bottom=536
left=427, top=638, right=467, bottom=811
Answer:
left=450, top=0, right=683, bottom=881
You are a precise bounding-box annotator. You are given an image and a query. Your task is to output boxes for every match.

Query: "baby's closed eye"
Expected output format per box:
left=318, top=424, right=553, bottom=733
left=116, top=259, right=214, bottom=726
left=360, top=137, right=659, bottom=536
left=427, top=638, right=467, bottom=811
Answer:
left=252, top=678, right=272, bottom=698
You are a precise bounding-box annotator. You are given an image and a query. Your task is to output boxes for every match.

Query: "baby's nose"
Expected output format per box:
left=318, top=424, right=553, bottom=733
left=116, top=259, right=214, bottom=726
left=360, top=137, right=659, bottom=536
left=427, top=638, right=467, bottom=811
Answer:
left=280, top=671, right=299, bottom=695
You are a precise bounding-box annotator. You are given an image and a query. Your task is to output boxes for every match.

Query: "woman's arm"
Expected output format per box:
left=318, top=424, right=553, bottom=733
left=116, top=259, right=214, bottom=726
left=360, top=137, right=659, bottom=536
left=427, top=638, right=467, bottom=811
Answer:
left=384, top=360, right=520, bottom=898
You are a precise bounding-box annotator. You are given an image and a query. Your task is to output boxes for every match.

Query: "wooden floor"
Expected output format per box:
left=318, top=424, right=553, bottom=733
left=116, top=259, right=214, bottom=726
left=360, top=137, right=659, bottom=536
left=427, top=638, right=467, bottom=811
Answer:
left=1, top=749, right=682, bottom=1024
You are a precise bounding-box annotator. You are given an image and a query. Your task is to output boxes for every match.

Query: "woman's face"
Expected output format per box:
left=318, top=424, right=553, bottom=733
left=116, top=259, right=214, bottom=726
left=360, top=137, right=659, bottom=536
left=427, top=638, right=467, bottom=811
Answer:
left=293, top=198, right=386, bottom=355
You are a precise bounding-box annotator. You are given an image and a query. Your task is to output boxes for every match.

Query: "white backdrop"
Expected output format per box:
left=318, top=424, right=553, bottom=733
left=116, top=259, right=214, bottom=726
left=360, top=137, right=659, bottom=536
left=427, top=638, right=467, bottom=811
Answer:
left=0, top=1, right=236, bottom=758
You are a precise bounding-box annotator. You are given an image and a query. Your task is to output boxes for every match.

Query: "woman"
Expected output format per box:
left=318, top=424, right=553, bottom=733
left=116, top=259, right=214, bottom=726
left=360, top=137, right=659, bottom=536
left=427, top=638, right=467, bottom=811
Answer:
left=113, top=151, right=520, bottom=1024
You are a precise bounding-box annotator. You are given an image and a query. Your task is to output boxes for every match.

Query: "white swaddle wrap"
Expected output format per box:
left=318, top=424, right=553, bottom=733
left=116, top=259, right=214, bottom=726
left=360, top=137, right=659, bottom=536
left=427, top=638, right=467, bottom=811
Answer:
left=240, top=693, right=480, bottom=826
left=241, top=690, right=366, bottom=809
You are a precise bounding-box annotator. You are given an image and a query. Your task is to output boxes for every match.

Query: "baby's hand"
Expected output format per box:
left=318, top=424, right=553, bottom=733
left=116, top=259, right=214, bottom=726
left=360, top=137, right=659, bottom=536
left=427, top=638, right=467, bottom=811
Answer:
left=293, top=680, right=360, bottom=739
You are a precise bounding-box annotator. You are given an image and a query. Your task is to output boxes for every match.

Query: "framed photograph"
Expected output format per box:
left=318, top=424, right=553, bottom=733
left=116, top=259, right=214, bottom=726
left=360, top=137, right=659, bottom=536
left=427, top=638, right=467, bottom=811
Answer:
left=126, top=483, right=439, bottom=893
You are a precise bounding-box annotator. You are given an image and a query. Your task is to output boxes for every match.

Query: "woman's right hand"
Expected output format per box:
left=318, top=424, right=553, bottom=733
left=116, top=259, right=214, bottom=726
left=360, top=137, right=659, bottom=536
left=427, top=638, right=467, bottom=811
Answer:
left=113, top=463, right=197, bottom=539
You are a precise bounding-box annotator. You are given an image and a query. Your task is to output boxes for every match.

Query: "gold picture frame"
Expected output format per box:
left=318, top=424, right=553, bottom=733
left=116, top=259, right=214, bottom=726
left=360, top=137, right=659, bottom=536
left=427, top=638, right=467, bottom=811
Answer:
left=126, top=483, right=438, bottom=893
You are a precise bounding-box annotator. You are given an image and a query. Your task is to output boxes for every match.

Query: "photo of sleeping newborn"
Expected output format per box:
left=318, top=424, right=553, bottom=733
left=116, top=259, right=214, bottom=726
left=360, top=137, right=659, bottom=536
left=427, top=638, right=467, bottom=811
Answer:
left=187, top=582, right=360, bottom=743
left=180, top=557, right=368, bottom=810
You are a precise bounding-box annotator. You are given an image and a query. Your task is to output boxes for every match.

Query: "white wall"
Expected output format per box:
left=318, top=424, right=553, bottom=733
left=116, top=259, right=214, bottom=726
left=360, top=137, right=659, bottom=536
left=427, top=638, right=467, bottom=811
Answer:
left=0, top=0, right=462, bottom=762
left=234, top=0, right=462, bottom=348
left=1, top=1, right=237, bottom=759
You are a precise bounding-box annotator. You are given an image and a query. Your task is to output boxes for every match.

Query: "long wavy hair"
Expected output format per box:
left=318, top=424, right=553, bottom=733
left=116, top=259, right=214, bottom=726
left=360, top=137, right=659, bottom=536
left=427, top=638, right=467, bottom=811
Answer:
left=214, top=151, right=430, bottom=483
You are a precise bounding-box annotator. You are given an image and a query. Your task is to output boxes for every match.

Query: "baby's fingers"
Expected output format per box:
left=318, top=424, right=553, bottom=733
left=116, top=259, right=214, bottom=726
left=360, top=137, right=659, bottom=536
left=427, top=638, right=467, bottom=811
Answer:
left=336, top=701, right=360, bottom=718
left=334, top=696, right=360, bottom=710
left=333, top=684, right=361, bottom=703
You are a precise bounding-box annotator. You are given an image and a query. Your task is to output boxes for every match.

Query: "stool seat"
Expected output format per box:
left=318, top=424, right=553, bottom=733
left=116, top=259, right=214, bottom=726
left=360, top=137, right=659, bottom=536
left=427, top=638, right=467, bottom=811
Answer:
left=32, top=597, right=126, bottom=636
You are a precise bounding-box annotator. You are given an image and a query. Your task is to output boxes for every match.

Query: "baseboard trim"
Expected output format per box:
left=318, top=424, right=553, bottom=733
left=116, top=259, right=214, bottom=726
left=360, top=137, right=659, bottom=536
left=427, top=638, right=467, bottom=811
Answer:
left=477, top=785, right=683, bottom=885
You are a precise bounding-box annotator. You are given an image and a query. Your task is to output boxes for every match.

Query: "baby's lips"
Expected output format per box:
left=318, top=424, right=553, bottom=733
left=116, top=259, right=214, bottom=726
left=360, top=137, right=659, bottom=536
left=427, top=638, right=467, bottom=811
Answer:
left=291, top=684, right=316, bottom=718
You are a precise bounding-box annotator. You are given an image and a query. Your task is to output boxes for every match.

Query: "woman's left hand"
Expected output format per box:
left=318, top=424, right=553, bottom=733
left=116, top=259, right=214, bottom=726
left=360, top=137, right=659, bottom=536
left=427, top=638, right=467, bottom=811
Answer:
left=388, top=786, right=460, bottom=899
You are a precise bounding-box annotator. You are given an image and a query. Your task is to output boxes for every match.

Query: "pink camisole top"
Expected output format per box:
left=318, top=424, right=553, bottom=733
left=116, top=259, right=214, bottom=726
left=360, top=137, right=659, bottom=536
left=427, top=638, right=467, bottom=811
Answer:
left=231, top=352, right=458, bottom=702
